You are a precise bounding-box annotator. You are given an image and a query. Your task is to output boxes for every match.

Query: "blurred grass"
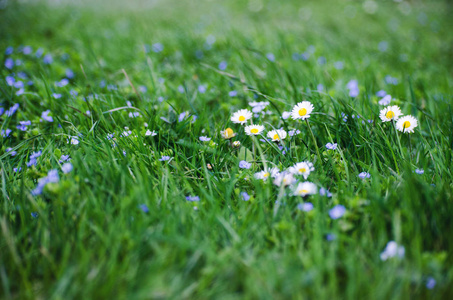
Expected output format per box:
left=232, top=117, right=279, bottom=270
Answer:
left=1, top=0, right=453, bottom=299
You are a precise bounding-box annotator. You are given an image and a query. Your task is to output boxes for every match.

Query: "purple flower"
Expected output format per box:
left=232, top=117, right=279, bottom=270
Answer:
left=415, top=169, right=424, bottom=174
left=66, top=69, right=74, bottom=79
left=326, top=142, right=337, bottom=150
left=241, top=192, right=250, bottom=201
left=329, top=205, right=346, bottom=219
left=199, top=136, right=211, bottom=142
left=59, top=155, right=70, bottom=163
left=6, top=147, right=17, bottom=156
left=358, top=172, right=371, bottom=179
left=239, top=161, right=252, bottom=169
left=426, top=277, right=436, bottom=290
left=228, top=90, right=237, bottom=97
left=14, top=167, right=22, bottom=173
left=218, top=61, right=227, bottom=70
left=159, top=156, right=171, bottom=161
left=35, top=48, right=44, bottom=57
left=5, top=46, right=13, bottom=55
left=319, top=188, right=332, bottom=198
left=56, top=78, right=69, bottom=87
left=347, top=80, right=359, bottom=97
left=43, top=54, right=53, bottom=64
left=5, top=103, right=20, bottom=117
left=14, top=81, right=24, bottom=89
left=47, top=169, right=59, bottom=183
left=186, top=195, right=200, bottom=202
left=1, top=129, right=12, bottom=138
left=152, top=43, right=163, bottom=53
left=288, top=129, right=301, bottom=137
left=139, top=204, right=149, bottom=213
left=5, top=58, right=14, bottom=69
left=41, top=110, right=53, bottom=122
left=317, top=56, right=326, bottom=65
left=378, top=95, right=392, bottom=105
left=326, top=233, right=336, bottom=241
left=31, top=212, right=39, bottom=218
left=198, top=85, right=207, bottom=93
left=297, top=202, right=314, bottom=212
left=52, top=93, right=62, bottom=99
left=376, top=90, right=387, bottom=97
left=266, top=53, right=275, bottom=62
left=61, top=163, right=73, bottom=174
left=6, top=75, right=15, bottom=86
left=31, top=169, right=59, bottom=196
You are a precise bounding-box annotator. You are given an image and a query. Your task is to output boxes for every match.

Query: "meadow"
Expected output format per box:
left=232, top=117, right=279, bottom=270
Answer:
left=1, top=0, right=453, bottom=298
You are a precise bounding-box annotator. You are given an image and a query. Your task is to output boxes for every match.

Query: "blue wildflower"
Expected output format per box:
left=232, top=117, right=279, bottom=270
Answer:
left=6, top=75, right=15, bottom=86
left=241, top=192, right=250, bottom=201
left=326, top=142, right=337, bottom=150
left=5, top=58, right=14, bottom=69
left=6, top=147, right=17, bottom=156
left=41, top=110, right=53, bottom=122
left=266, top=53, right=275, bottom=62
left=186, top=195, right=200, bottom=202
left=358, top=172, right=371, bottom=179
left=159, top=156, right=171, bottom=161
left=239, top=161, right=252, bottom=169
left=152, top=43, right=163, bottom=53
left=1, top=129, right=12, bottom=138
left=35, top=48, right=44, bottom=57
left=228, top=90, right=237, bottom=97
left=199, top=136, right=211, bottom=142
left=319, top=188, right=332, bottom=198
left=415, top=169, right=424, bottom=174
left=139, top=204, right=149, bottom=213
left=426, top=277, right=436, bottom=290
left=198, top=85, right=207, bottom=93
left=218, top=61, right=227, bottom=70
left=61, top=163, right=73, bottom=174
left=59, top=154, right=70, bottom=163
left=43, top=54, right=53, bottom=64
left=65, top=69, right=74, bottom=79
left=31, top=212, right=39, bottom=218
left=5, top=46, right=13, bottom=55
left=297, top=202, right=314, bottom=212
left=5, top=103, right=19, bottom=117
left=329, top=205, right=346, bottom=219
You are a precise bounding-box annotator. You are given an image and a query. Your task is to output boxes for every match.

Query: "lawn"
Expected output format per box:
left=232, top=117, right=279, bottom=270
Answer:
left=1, top=0, right=453, bottom=298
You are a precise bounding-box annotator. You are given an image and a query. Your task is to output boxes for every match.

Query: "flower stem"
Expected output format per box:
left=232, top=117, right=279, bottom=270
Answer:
left=305, top=119, right=321, bottom=161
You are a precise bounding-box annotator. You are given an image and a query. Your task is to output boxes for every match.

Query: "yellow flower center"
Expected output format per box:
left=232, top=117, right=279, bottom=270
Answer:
left=263, top=172, right=269, bottom=177
left=239, top=116, right=245, bottom=122
left=301, top=189, right=308, bottom=194
left=403, top=121, right=411, bottom=129
left=251, top=128, right=259, bottom=134
left=273, top=134, right=280, bottom=140
left=298, top=108, right=307, bottom=116
left=299, top=168, right=306, bottom=173
left=386, top=111, right=394, bottom=119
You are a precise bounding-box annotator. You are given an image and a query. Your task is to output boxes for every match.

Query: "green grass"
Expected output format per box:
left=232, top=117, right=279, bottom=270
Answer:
left=1, top=0, right=453, bottom=298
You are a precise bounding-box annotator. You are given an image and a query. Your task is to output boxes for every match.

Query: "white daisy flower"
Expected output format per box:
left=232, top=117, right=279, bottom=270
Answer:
left=379, top=105, right=402, bottom=122
left=220, top=128, right=236, bottom=139
left=291, top=101, right=314, bottom=120
left=396, top=115, right=418, bottom=133
left=267, top=129, right=287, bottom=142
left=254, top=167, right=280, bottom=181
left=288, top=161, right=315, bottom=179
left=244, top=124, right=265, bottom=136
left=293, top=182, right=317, bottom=197
left=273, top=172, right=296, bottom=187
left=231, top=109, right=252, bottom=125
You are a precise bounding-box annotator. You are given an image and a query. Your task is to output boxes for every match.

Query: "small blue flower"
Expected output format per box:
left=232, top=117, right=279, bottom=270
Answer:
left=159, top=156, right=171, bottom=161
left=6, top=75, right=15, bottom=86
left=241, top=192, right=250, bottom=201
left=59, top=155, right=70, bottom=163
left=239, top=161, right=251, bottom=169
left=5, top=103, right=20, bottom=117
left=228, top=90, right=237, bottom=97
left=61, top=163, right=73, bottom=174
left=41, top=110, right=53, bottom=122
left=5, top=46, right=13, bottom=55
left=297, top=202, right=314, bottom=212
left=319, top=188, right=332, bottom=198
left=218, top=61, right=227, bottom=70
left=376, top=90, right=387, bottom=97
left=66, top=69, right=74, bottom=79
left=56, top=78, right=69, bottom=87
left=198, top=85, right=207, bottom=93
left=43, top=54, right=53, bottom=64
left=35, top=48, right=44, bottom=58
left=358, top=172, right=371, bottom=179
left=426, top=277, right=436, bottom=290
left=199, top=136, right=211, bottom=142
left=139, top=204, right=149, bottom=213
left=326, top=233, right=336, bottom=241
left=52, top=93, right=62, bottom=99
left=152, top=43, right=163, bottom=53
left=31, top=212, right=39, bottom=218
left=266, top=53, right=275, bottom=62
left=5, top=58, right=14, bottom=69
left=1, top=129, right=12, bottom=138
left=329, top=205, right=346, bottom=219
left=186, top=195, right=200, bottom=202
left=415, top=169, right=424, bottom=174
left=326, top=142, right=337, bottom=150
left=6, top=148, right=17, bottom=156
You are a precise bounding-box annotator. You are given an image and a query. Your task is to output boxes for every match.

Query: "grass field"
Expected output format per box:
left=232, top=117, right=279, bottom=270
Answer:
left=1, top=0, right=453, bottom=298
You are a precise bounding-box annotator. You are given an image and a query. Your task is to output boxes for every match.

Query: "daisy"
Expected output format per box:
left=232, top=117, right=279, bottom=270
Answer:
left=231, top=109, right=252, bottom=125
left=379, top=105, right=402, bottom=122
left=254, top=167, right=280, bottom=181
left=291, top=101, right=314, bottom=120
left=293, top=182, right=317, bottom=197
left=273, top=172, right=296, bottom=187
left=245, top=124, right=265, bottom=136
left=288, top=161, right=315, bottom=179
left=396, top=115, right=418, bottom=133
left=267, top=129, right=287, bottom=142
left=220, top=128, right=236, bottom=139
